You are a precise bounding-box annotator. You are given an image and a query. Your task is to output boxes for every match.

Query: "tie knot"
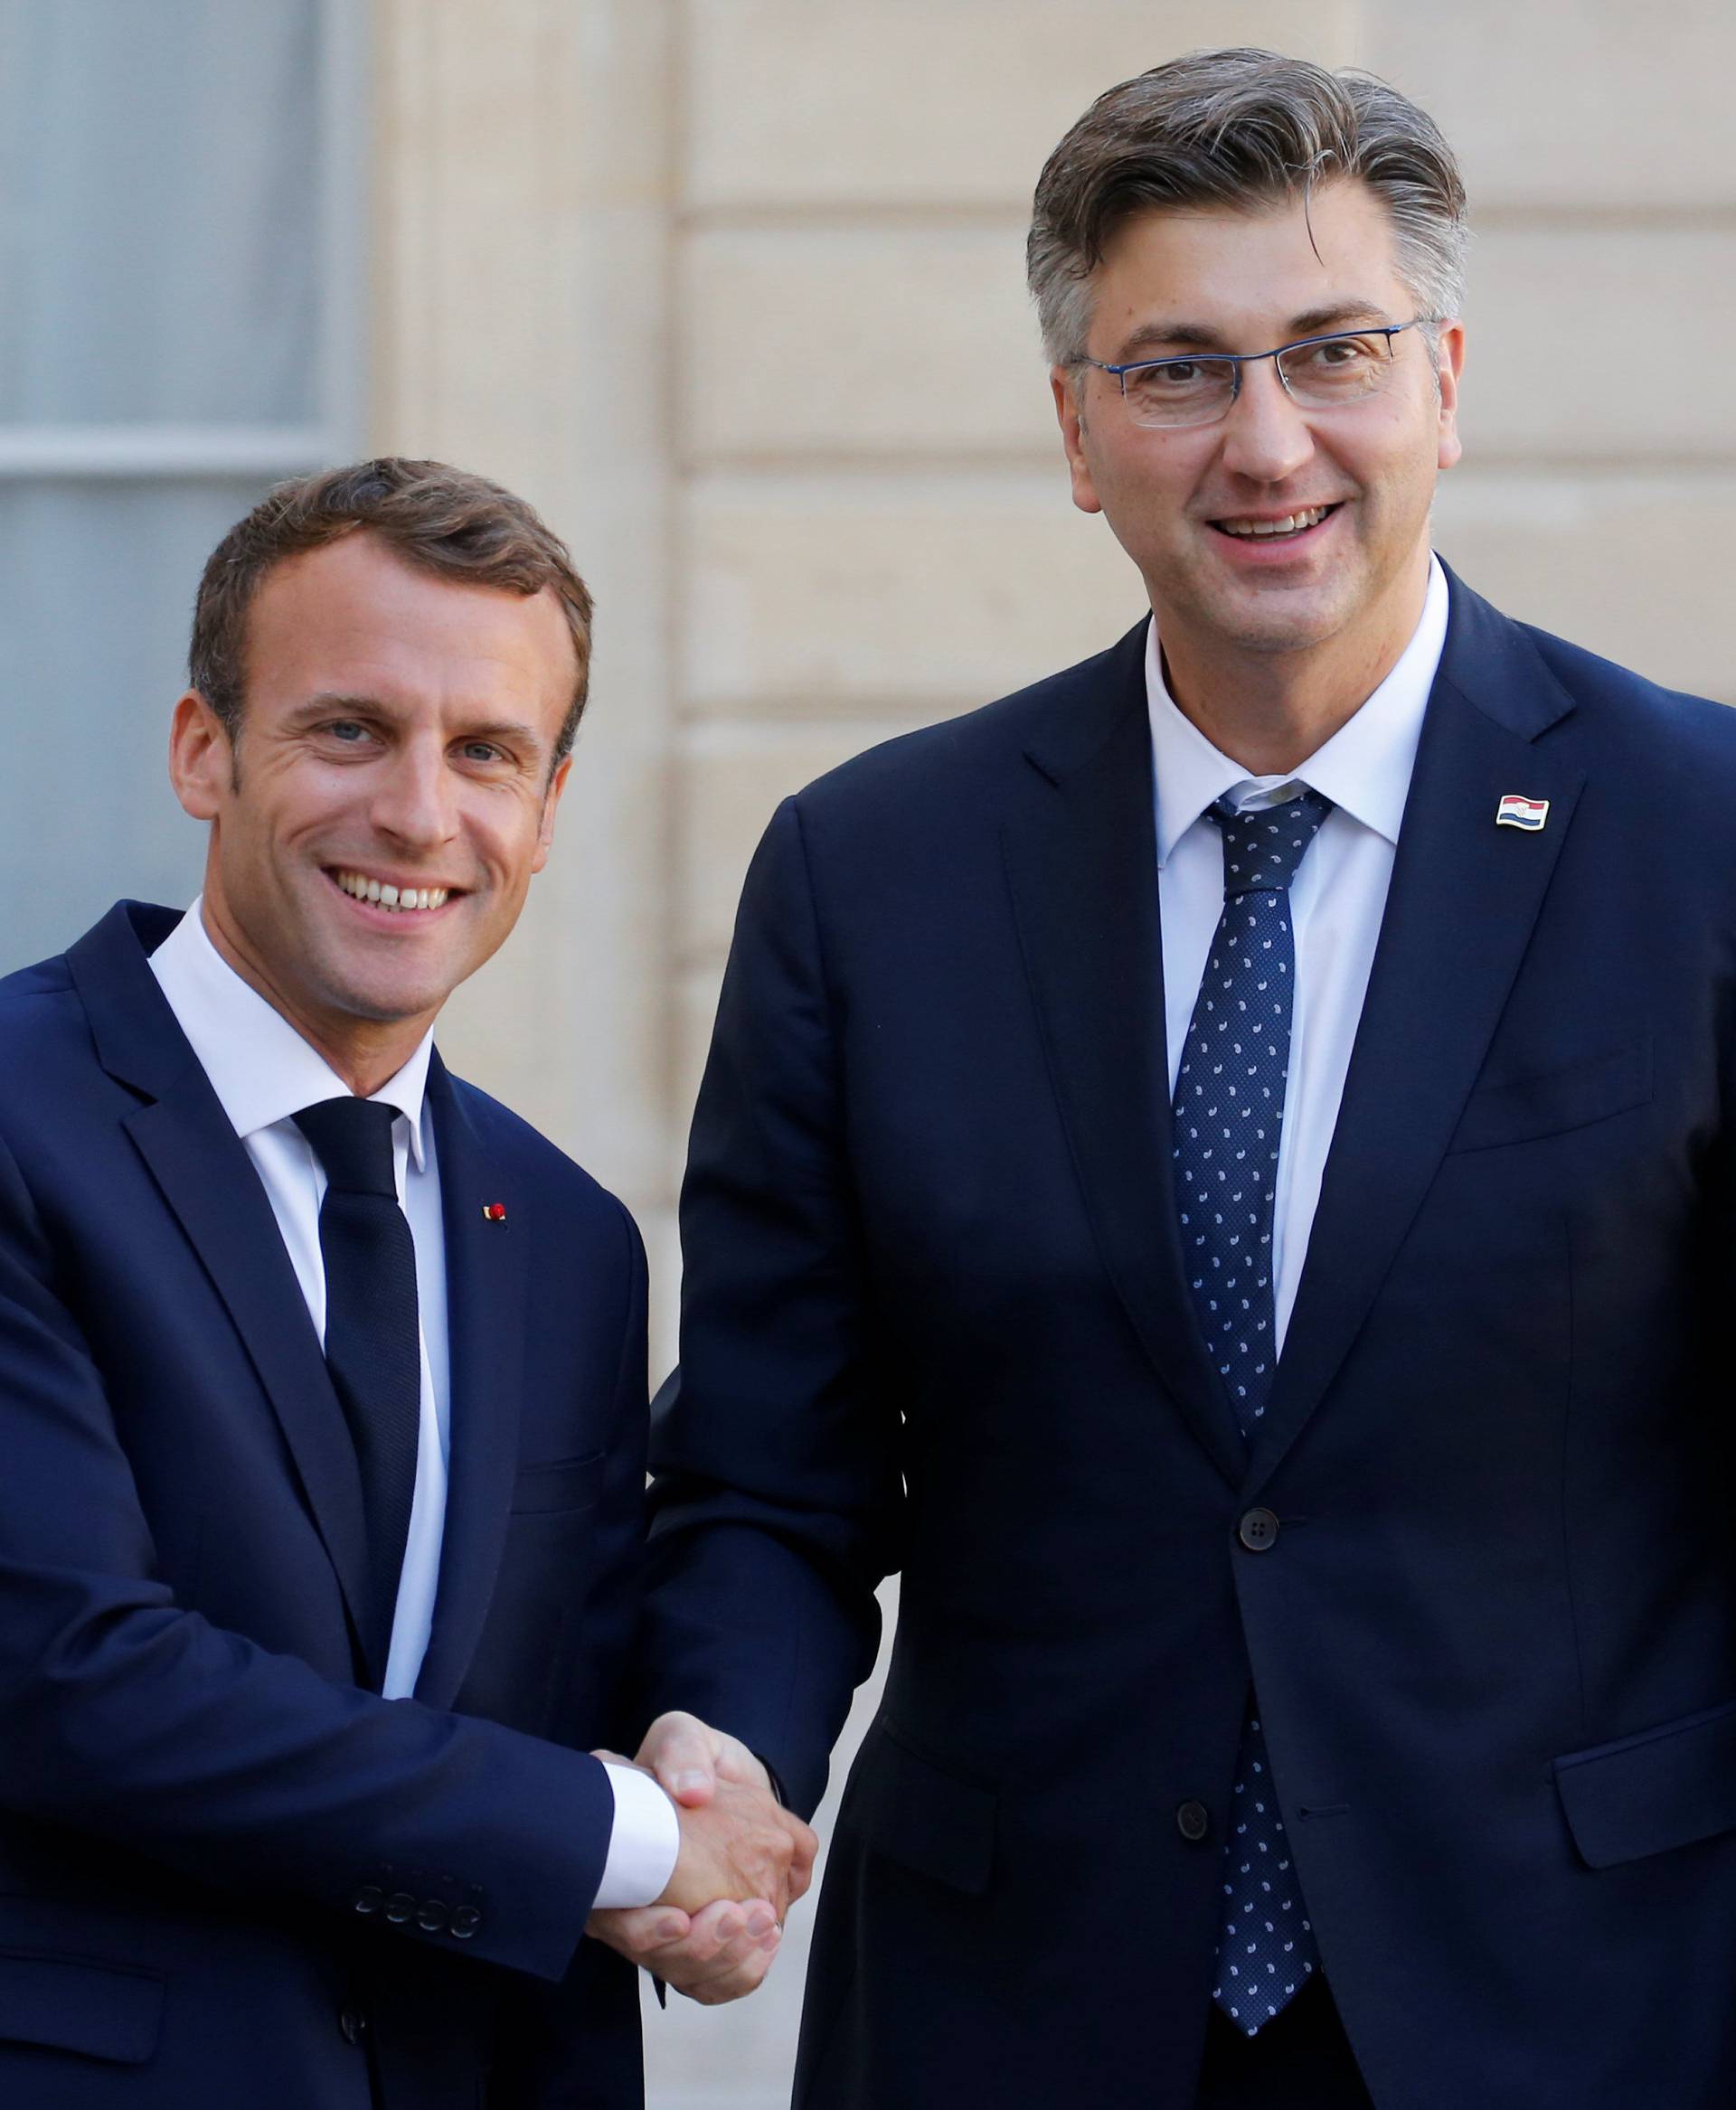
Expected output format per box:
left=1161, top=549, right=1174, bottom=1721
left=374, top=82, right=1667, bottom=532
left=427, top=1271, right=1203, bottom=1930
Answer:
left=294, top=1097, right=400, bottom=1199
left=1211, top=787, right=1333, bottom=900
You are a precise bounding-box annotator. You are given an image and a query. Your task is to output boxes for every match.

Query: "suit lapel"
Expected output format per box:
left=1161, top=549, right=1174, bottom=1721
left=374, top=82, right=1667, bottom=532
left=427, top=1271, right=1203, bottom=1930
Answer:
left=125, top=1087, right=379, bottom=1668
left=413, top=1060, right=526, bottom=1709
left=1245, top=578, right=1585, bottom=1489
left=1003, top=626, right=1245, bottom=1485
left=66, top=907, right=379, bottom=1675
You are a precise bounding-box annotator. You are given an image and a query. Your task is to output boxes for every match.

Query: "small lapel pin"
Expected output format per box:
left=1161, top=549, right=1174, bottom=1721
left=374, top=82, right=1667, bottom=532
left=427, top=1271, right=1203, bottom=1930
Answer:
left=481, top=1201, right=507, bottom=1223
left=1495, top=794, right=1549, bottom=832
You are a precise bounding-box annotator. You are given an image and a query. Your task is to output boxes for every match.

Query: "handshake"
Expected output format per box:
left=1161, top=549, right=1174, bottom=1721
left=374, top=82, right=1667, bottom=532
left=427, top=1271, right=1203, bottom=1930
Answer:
left=586, top=1711, right=819, bottom=2004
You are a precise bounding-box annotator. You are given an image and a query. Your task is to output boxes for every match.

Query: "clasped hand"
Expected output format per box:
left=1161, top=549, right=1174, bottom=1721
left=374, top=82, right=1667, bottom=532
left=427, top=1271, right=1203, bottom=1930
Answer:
left=586, top=1711, right=818, bottom=2004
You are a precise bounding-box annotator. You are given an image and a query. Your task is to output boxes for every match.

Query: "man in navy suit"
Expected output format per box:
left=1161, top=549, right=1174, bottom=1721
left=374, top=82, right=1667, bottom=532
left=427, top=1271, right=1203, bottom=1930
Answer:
left=640, top=49, right=1736, bottom=2110
left=0, top=458, right=811, bottom=2107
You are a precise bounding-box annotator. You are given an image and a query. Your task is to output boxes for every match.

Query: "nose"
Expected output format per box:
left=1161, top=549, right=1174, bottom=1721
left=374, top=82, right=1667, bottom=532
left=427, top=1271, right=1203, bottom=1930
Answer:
left=1216, top=354, right=1315, bottom=486
left=369, top=734, right=460, bottom=852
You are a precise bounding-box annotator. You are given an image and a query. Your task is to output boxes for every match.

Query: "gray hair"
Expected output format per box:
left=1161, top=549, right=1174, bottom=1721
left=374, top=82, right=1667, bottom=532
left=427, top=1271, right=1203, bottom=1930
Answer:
left=1027, top=49, right=1468, bottom=367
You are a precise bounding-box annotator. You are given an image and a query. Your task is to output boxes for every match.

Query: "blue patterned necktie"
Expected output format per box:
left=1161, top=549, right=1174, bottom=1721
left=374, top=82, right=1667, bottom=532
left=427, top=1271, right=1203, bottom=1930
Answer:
left=1172, top=786, right=1332, bottom=2035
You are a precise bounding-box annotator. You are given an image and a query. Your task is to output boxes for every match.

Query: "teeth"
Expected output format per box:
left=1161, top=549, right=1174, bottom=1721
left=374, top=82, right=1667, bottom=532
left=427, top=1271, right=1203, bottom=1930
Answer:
left=334, top=872, right=450, bottom=913
left=1220, top=506, right=1331, bottom=539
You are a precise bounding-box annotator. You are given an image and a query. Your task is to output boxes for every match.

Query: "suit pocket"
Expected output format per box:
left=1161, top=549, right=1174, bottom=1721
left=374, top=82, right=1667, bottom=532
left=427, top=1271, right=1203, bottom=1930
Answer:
left=510, top=1450, right=607, bottom=1516
left=848, top=1720, right=997, bottom=1897
left=1553, top=1696, right=1736, bottom=1869
left=1448, top=1035, right=1651, bottom=1154
left=0, top=1948, right=165, bottom=2063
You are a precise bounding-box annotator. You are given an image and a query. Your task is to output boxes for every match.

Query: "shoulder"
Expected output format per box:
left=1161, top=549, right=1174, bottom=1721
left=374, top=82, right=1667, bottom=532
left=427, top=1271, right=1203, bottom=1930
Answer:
left=0, top=951, right=95, bottom=1095
left=789, top=622, right=1146, bottom=827
left=1515, top=619, right=1736, bottom=770
left=1443, top=570, right=1736, bottom=811
left=1510, top=616, right=1730, bottom=742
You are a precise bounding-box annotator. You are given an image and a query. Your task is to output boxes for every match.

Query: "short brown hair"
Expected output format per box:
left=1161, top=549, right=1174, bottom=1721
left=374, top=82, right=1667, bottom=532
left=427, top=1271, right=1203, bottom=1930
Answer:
left=190, top=457, right=595, bottom=760
left=1028, top=48, right=1467, bottom=366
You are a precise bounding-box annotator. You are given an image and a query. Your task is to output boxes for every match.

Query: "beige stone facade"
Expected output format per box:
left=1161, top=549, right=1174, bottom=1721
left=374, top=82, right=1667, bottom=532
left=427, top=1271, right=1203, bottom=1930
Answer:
left=368, top=5, right=1736, bottom=2100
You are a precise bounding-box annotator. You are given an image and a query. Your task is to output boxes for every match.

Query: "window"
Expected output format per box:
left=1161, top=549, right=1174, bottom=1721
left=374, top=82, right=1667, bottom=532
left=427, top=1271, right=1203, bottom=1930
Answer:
left=0, top=0, right=365, bottom=967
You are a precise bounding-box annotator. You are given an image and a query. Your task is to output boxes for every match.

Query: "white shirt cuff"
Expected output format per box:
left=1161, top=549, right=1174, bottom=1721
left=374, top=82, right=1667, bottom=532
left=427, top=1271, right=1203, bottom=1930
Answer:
left=593, top=1762, right=682, bottom=1909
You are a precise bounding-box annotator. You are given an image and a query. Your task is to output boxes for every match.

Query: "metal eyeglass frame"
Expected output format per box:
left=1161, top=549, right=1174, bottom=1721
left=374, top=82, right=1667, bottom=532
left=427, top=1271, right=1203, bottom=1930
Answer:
left=1083, top=319, right=1431, bottom=426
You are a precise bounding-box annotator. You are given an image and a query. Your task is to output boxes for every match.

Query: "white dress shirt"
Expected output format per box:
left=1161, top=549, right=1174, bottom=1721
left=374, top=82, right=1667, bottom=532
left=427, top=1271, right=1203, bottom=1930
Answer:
left=1148, top=555, right=1448, bottom=1352
left=149, top=901, right=677, bottom=1907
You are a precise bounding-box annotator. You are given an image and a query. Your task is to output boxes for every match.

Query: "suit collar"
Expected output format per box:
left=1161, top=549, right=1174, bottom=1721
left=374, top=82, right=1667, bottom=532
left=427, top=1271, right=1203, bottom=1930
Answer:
left=67, top=900, right=202, bottom=1101
left=1019, top=620, right=1154, bottom=785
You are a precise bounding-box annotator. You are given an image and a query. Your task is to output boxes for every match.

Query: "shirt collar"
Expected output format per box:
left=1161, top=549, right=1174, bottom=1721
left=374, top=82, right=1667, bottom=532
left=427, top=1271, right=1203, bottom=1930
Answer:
left=146, top=899, right=433, bottom=1169
left=1146, top=552, right=1449, bottom=867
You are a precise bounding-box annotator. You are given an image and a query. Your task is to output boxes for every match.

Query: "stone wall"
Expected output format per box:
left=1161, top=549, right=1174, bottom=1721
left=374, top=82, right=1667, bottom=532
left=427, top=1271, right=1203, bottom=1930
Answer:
left=368, top=5, right=1736, bottom=2101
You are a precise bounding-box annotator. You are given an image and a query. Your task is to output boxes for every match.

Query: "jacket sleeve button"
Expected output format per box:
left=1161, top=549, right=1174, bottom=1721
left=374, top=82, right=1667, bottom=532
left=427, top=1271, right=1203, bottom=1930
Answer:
left=417, top=1899, right=448, bottom=1933
left=352, top=1885, right=384, bottom=1916
left=448, top=1905, right=483, bottom=1939
left=384, top=1891, right=417, bottom=1925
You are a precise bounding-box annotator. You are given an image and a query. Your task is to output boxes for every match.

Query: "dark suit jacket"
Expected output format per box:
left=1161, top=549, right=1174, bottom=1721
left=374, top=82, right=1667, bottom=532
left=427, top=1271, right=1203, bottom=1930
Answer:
left=0, top=902, right=650, bottom=2109
left=644, top=568, right=1736, bottom=2108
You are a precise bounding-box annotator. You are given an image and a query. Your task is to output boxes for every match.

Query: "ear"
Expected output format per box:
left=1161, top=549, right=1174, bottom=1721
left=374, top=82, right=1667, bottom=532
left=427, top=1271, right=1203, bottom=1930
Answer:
left=531, top=753, right=573, bottom=874
left=1434, top=318, right=1467, bottom=473
left=1051, top=365, right=1103, bottom=515
left=168, top=691, right=235, bottom=820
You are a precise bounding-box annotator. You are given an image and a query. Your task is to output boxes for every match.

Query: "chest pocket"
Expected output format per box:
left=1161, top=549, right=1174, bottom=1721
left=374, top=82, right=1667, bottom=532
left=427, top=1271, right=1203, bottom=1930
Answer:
left=1447, top=1035, right=1651, bottom=1154
left=510, top=1450, right=606, bottom=1516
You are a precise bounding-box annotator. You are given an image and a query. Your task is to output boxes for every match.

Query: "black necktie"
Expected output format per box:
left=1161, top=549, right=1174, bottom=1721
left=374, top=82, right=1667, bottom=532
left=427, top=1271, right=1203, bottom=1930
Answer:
left=293, top=1097, right=420, bottom=1685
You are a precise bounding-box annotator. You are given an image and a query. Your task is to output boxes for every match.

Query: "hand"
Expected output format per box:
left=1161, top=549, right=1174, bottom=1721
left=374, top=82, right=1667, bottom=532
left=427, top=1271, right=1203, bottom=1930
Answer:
left=656, top=1766, right=815, bottom=1918
left=587, top=1894, right=785, bottom=2005
left=585, top=1714, right=818, bottom=2003
left=632, top=1709, right=778, bottom=1813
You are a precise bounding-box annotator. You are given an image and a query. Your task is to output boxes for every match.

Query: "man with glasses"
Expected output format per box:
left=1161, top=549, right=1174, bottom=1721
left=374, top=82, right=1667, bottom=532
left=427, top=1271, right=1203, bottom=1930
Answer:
left=638, top=48, right=1736, bottom=2108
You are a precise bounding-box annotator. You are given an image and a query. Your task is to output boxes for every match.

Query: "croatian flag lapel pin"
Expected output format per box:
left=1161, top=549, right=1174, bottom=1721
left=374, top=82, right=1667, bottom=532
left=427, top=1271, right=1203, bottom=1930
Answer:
left=1495, top=794, right=1549, bottom=832
left=481, top=1201, right=507, bottom=1224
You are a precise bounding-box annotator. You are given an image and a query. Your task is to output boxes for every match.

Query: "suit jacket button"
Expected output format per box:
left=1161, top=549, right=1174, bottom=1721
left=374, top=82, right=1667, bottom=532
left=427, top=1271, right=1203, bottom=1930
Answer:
left=417, top=1899, right=448, bottom=1933
left=384, top=1891, right=417, bottom=1925
left=339, top=2007, right=369, bottom=2045
left=1238, top=1507, right=1279, bottom=1552
left=449, top=1905, right=482, bottom=1940
left=1176, top=1800, right=1211, bottom=1843
left=352, top=1885, right=384, bottom=1916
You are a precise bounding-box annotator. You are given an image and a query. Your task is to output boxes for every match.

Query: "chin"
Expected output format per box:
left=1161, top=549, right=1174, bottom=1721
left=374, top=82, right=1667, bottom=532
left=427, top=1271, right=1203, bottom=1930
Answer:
left=315, top=953, right=457, bottom=1029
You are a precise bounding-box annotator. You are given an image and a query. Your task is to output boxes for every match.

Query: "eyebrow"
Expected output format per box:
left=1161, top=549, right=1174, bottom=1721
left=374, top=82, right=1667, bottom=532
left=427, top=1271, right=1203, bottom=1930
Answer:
left=1110, top=301, right=1399, bottom=362
left=290, top=693, right=545, bottom=750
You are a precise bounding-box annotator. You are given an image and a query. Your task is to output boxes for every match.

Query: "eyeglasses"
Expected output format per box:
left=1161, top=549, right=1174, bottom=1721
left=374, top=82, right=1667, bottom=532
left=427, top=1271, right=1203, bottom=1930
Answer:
left=1084, top=320, right=1431, bottom=429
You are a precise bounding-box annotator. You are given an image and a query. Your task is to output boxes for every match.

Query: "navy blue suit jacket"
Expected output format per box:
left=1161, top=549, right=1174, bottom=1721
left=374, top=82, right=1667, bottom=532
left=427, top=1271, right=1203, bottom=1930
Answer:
left=645, top=570, right=1736, bottom=2107
left=0, top=903, right=649, bottom=2108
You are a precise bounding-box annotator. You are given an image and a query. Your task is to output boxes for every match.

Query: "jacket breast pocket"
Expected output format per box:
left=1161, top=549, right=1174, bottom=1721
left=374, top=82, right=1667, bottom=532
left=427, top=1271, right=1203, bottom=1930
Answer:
left=1553, top=1696, right=1736, bottom=1869
left=510, top=1450, right=607, bottom=1516
left=1447, top=1034, right=1651, bottom=1154
left=0, top=1948, right=165, bottom=2064
left=847, top=1720, right=997, bottom=1897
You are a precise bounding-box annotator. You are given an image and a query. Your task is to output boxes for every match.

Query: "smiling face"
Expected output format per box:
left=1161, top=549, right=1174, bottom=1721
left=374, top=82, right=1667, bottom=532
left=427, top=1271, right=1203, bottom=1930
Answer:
left=1052, top=179, right=1464, bottom=688
left=169, top=531, right=576, bottom=1085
